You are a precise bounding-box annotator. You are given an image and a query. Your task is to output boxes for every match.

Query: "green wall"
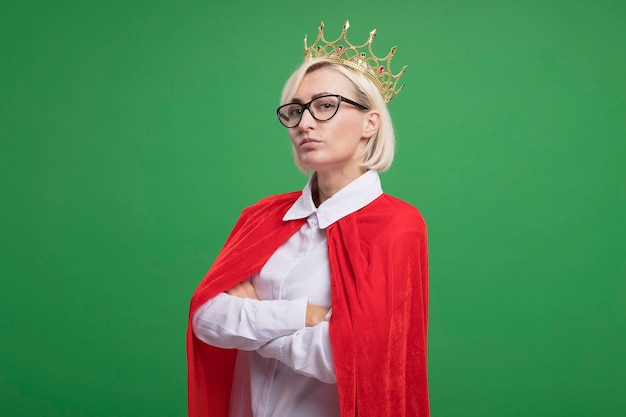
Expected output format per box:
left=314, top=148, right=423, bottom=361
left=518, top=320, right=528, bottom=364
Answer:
left=1, top=1, right=624, bottom=416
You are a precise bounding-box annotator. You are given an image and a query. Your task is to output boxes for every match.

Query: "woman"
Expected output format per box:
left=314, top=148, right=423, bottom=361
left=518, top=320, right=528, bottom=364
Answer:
left=187, top=21, right=429, bottom=417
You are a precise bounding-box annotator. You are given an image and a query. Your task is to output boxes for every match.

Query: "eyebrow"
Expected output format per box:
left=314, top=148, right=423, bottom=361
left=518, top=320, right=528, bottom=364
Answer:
left=291, top=92, right=333, bottom=104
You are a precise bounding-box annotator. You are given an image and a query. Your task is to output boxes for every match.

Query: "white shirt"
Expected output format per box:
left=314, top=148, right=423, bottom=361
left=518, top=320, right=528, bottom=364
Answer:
left=192, top=170, right=383, bottom=417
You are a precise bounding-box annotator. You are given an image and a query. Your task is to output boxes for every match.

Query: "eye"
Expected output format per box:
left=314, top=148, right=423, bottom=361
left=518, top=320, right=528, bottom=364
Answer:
left=282, top=105, right=303, bottom=118
left=289, top=108, right=303, bottom=117
left=313, top=98, right=338, bottom=112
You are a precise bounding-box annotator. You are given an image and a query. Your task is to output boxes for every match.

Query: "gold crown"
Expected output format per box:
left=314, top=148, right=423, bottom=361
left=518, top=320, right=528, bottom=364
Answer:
left=304, top=21, right=407, bottom=103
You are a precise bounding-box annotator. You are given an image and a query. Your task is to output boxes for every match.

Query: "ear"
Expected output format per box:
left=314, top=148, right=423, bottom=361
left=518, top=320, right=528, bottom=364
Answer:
left=362, top=110, right=381, bottom=139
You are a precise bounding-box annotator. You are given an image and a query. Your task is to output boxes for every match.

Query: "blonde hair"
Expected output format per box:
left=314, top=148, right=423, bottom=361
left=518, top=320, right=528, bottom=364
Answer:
left=280, top=59, right=396, bottom=173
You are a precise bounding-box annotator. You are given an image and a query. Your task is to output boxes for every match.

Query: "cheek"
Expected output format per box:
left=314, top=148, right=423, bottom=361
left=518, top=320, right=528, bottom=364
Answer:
left=337, top=126, right=364, bottom=150
left=287, top=130, right=299, bottom=144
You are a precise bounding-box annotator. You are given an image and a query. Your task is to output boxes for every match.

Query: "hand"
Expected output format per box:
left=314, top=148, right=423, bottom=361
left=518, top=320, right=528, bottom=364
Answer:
left=225, top=279, right=259, bottom=300
left=306, top=303, right=330, bottom=327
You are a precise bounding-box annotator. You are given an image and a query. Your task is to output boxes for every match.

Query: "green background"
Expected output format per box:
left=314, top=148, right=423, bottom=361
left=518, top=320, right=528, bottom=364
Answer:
left=1, top=0, right=624, bottom=416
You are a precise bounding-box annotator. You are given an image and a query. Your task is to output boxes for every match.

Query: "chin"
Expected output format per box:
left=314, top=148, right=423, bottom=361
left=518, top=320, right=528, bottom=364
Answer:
left=298, top=155, right=323, bottom=168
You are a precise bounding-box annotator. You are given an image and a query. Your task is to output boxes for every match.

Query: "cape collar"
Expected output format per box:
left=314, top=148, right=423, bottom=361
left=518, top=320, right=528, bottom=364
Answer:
left=283, top=170, right=383, bottom=229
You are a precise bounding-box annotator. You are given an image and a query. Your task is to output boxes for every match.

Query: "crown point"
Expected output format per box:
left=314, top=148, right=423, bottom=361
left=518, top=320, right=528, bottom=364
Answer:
left=301, top=21, right=406, bottom=103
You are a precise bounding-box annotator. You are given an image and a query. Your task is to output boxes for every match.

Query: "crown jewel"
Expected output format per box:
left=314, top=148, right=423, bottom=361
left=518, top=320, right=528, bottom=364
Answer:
left=304, top=21, right=407, bottom=103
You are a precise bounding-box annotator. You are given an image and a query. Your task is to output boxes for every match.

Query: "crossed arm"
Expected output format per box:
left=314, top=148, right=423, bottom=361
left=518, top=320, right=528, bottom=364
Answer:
left=192, top=280, right=336, bottom=383
left=226, top=280, right=330, bottom=327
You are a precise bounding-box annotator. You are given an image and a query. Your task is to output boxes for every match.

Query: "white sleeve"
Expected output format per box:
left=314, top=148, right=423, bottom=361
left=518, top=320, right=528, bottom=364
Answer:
left=192, top=292, right=308, bottom=351
left=256, top=319, right=336, bottom=383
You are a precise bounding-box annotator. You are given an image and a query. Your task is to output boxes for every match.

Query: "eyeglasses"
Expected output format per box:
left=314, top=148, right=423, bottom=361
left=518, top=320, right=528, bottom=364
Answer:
left=276, top=94, right=368, bottom=128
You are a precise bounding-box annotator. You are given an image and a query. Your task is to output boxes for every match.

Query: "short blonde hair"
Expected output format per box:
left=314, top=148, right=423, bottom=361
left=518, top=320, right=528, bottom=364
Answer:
left=280, top=59, right=396, bottom=173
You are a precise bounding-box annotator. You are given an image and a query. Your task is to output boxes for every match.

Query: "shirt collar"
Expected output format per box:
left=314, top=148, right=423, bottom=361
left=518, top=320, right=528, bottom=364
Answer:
left=283, top=170, right=383, bottom=229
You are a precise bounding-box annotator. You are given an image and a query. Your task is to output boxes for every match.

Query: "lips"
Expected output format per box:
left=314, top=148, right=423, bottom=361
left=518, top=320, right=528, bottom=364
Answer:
left=299, top=137, right=320, bottom=147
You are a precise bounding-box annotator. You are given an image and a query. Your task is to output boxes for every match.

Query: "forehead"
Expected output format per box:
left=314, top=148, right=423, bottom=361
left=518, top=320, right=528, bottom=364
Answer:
left=293, top=67, right=355, bottom=100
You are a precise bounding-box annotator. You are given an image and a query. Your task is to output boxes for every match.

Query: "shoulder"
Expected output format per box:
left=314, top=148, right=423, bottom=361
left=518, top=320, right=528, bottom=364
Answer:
left=336, top=193, right=427, bottom=244
left=376, top=194, right=424, bottom=215
left=332, top=193, right=427, bottom=255
left=367, top=193, right=426, bottom=229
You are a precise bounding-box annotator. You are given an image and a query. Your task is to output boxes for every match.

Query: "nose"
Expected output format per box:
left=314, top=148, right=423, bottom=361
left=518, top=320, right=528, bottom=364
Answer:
left=298, top=107, right=316, bottom=129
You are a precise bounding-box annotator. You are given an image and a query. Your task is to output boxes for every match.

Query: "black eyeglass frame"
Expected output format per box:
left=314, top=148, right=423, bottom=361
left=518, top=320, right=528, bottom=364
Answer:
left=276, top=94, right=369, bottom=128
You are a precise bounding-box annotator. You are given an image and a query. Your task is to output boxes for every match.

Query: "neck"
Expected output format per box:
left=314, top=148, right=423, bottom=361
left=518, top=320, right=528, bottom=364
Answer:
left=312, top=166, right=367, bottom=206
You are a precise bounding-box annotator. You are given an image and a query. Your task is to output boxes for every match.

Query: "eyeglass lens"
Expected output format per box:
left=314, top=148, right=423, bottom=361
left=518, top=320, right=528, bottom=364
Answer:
left=277, top=95, right=341, bottom=128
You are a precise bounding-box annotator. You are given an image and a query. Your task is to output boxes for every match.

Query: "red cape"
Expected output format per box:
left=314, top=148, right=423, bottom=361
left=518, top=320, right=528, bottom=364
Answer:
left=187, top=192, right=429, bottom=416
